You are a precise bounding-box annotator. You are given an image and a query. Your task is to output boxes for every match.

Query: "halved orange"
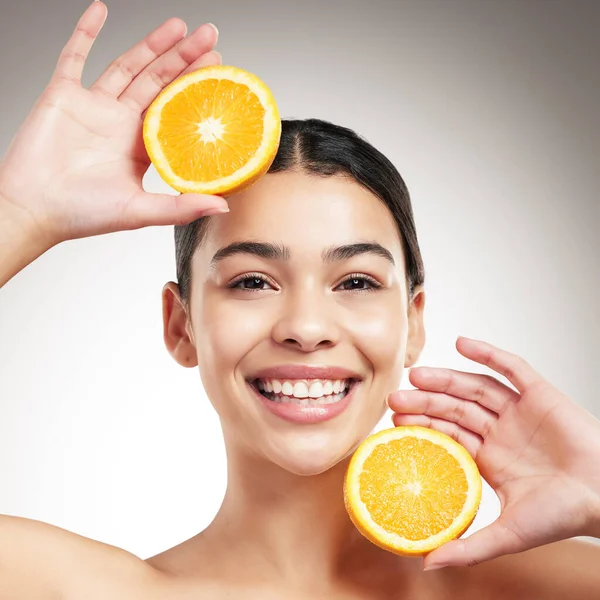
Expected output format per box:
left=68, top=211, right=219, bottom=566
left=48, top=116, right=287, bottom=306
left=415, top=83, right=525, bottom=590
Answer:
left=344, top=426, right=482, bottom=556
left=143, top=65, right=281, bottom=196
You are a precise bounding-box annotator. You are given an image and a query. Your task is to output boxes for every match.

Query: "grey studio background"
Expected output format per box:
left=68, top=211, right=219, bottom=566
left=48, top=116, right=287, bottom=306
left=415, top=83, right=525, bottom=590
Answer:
left=0, top=0, right=598, bottom=558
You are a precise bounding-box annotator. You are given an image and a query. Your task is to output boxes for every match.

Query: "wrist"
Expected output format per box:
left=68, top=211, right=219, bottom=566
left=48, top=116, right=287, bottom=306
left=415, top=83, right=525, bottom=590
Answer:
left=0, top=185, right=56, bottom=287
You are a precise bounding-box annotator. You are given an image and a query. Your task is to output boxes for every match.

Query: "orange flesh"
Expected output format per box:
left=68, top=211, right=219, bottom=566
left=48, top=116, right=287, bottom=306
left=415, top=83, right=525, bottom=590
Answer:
left=359, top=438, right=469, bottom=540
left=157, top=79, right=265, bottom=181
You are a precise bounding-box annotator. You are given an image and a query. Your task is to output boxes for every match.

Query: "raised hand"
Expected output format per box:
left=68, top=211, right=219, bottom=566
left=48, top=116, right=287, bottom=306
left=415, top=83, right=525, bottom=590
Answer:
left=0, top=1, right=228, bottom=249
left=388, top=336, right=600, bottom=570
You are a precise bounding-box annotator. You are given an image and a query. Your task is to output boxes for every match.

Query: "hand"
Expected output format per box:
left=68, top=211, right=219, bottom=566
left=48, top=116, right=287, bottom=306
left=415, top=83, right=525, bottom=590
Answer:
left=388, top=336, right=600, bottom=570
left=0, top=1, right=228, bottom=248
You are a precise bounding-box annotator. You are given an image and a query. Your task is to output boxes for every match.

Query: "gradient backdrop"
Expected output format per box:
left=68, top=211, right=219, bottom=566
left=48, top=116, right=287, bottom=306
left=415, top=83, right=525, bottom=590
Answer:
left=0, top=0, right=598, bottom=558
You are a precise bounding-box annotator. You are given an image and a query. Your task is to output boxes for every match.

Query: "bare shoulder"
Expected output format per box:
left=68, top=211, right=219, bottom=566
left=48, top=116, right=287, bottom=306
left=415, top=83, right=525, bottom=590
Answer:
left=462, top=538, right=600, bottom=599
left=0, top=515, right=159, bottom=599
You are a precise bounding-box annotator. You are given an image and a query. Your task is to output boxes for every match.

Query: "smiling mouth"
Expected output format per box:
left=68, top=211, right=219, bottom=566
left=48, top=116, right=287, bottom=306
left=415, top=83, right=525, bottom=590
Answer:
left=249, top=378, right=360, bottom=407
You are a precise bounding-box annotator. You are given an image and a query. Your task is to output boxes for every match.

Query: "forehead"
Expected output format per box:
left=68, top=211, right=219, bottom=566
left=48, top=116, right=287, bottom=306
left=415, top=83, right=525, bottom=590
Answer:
left=197, top=170, right=404, bottom=264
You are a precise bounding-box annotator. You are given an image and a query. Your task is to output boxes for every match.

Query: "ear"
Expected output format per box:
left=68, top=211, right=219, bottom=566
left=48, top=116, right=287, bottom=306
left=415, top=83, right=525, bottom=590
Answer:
left=162, top=282, right=198, bottom=368
left=405, top=287, right=426, bottom=368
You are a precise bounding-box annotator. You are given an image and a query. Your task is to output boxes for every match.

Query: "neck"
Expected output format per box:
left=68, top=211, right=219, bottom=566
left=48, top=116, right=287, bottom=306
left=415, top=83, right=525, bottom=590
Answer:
left=202, top=444, right=422, bottom=588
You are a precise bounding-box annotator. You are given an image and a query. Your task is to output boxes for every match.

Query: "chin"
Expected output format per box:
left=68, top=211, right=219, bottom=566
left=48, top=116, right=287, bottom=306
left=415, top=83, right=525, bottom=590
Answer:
left=270, top=454, right=349, bottom=477
left=261, top=431, right=364, bottom=477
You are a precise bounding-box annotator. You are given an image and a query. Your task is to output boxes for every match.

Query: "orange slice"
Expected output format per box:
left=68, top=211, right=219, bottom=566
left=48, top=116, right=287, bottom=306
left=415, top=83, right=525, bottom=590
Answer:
left=143, top=65, right=281, bottom=196
left=344, top=426, right=482, bottom=556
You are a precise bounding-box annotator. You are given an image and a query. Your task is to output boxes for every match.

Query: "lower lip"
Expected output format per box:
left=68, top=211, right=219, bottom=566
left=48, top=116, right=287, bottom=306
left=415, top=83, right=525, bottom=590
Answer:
left=247, top=381, right=360, bottom=425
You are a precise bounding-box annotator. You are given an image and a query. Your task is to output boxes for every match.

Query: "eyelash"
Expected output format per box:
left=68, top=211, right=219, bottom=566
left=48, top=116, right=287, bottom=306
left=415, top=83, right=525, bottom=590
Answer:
left=227, top=272, right=382, bottom=293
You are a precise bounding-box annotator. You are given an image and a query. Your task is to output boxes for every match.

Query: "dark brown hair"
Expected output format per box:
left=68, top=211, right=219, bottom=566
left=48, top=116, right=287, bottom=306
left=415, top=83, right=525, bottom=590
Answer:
left=174, top=118, right=425, bottom=300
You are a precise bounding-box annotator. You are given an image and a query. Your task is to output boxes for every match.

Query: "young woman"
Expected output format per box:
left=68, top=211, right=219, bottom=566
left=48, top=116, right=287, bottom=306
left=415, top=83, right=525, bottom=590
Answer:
left=1, top=2, right=599, bottom=598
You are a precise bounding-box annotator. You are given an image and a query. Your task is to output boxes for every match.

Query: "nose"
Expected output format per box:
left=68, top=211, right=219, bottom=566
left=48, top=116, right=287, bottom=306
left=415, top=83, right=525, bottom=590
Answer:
left=271, top=288, right=341, bottom=352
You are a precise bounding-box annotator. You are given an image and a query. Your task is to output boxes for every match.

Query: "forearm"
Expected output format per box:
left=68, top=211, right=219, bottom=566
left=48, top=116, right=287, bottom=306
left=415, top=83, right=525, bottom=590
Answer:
left=0, top=189, right=54, bottom=288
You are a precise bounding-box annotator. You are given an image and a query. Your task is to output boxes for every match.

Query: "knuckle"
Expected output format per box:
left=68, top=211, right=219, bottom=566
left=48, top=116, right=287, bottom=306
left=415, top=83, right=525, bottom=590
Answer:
left=453, top=401, right=465, bottom=425
left=481, top=418, right=493, bottom=438
left=424, top=392, right=433, bottom=414
left=148, top=68, right=169, bottom=90
left=442, top=371, right=455, bottom=394
left=74, top=25, right=95, bottom=41
left=61, top=48, right=86, bottom=64
left=502, top=365, right=516, bottom=382
left=473, top=381, right=487, bottom=402
left=111, top=60, right=136, bottom=81
left=450, top=424, right=461, bottom=442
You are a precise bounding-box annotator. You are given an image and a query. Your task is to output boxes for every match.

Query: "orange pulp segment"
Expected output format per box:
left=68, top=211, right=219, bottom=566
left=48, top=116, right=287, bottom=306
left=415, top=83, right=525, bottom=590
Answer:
left=344, top=426, right=482, bottom=555
left=143, top=65, right=281, bottom=196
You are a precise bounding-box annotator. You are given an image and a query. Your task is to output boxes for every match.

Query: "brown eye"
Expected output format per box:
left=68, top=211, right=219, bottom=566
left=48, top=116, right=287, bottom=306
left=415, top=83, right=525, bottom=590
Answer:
left=344, top=278, right=368, bottom=290
left=243, top=277, right=266, bottom=289
left=229, top=274, right=273, bottom=291
left=337, top=275, right=381, bottom=292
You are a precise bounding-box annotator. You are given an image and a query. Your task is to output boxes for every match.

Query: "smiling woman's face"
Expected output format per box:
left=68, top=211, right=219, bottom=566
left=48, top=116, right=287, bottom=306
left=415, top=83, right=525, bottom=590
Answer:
left=163, top=170, right=425, bottom=476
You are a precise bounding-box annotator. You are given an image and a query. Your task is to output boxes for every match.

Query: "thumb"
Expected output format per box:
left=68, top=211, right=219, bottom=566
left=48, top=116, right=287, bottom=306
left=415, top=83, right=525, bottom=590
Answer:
left=422, top=520, right=523, bottom=570
left=126, top=190, right=229, bottom=228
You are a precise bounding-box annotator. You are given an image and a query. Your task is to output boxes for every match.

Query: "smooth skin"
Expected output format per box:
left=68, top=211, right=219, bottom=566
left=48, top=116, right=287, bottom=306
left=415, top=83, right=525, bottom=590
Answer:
left=0, top=2, right=599, bottom=599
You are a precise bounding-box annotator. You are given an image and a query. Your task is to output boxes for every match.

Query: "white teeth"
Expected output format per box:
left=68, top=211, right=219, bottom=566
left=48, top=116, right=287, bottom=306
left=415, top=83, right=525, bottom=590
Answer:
left=252, top=377, right=358, bottom=406
left=293, top=382, right=309, bottom=398
left=256, top=378, right=351, bottom=398
left=308, top=381, right=324, bottom=398
left=263, top=391, right=349, bottom=406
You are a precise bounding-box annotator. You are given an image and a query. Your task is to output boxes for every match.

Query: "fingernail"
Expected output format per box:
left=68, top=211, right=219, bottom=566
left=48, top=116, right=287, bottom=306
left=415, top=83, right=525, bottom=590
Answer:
left=207, top=23, right=219, bottom=37
left=204, top=206, right=229, bottom=215
left=423, top=564, right=444, bottom=571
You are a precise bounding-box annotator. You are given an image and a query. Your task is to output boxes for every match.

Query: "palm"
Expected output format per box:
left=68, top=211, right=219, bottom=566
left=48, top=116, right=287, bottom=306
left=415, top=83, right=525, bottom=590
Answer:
left=0, top=1, right=226, bottom=244
left=4, top=85, right=146, bottom=239
left=478, top=383, right=596, bottom=546
left=390, top=336, right=600, bottom=568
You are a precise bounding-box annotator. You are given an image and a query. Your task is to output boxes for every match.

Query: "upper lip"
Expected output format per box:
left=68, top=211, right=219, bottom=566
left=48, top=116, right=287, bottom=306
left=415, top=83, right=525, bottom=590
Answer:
left=249, top=365, right=362, bottom=381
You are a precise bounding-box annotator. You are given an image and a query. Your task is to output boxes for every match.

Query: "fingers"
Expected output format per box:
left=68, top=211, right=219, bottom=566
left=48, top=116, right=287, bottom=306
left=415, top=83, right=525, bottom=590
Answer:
left=422, top=519, right=523, bottom=570
left=407, top=367, right=519, bottom=414
left=456, top=336, right=545, bottom=394
left=391, top=414, right=483, bottom=459
left=90, top=17, right=187, bottom=98
left=118, top=23, right=219, bottom=113
left=389, top=389, right=498, bottom=439
left=139, top=50, right=222, bottom=122
left=52, top=1, right=108, bottom=85
left=177, top=48, right=222, bottom=78
left=124, top=191, right=229, bottom=228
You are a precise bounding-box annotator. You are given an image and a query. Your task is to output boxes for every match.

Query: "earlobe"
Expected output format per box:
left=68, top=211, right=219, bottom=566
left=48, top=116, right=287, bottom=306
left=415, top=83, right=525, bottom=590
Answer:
left=162, top=282, right=198, bottom=368
left=405, top=287, right=426, bottom=368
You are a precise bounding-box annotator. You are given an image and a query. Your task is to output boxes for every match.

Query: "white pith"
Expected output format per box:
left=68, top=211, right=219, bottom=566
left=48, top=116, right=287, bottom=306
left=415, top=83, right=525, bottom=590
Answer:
left=197, top=116, right=225, bottom=143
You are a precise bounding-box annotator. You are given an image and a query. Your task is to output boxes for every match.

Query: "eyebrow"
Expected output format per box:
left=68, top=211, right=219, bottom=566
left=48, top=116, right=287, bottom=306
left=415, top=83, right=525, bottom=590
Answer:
left=209, top=241, right=395, bottom=268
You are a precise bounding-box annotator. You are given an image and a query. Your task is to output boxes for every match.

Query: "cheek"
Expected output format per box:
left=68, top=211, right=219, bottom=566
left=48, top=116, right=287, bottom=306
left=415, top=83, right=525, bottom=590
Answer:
left=196, top=292, right=269, bottom=373
left=346, top=297, right=408, bottom=382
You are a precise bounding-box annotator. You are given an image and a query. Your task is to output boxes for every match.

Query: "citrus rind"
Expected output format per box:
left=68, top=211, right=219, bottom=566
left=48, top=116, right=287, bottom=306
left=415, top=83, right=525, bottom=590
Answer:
left=344, top=426, right=483, bottom=556
left=143, top=65, right=281, bottom=196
